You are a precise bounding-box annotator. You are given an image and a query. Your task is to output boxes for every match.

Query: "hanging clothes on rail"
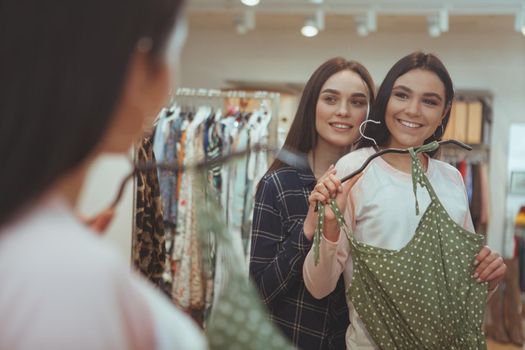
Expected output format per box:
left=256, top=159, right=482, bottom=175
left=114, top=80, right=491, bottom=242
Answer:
left=444, top=155, right=490, bottom=236
left=134, top=90, right=278, bottom=326
left=133, top=136, right=171, bottom=296
left=171, top=107, right=211, bottom=324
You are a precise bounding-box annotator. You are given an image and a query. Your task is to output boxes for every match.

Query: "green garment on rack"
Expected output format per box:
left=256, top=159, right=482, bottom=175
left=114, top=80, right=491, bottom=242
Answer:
left=194, top=173, right=294, bottom=350
left=316, top=142, right=488, bottom=350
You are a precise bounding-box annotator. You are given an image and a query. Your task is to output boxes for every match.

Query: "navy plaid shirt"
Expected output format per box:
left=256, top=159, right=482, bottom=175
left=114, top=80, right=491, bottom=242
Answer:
left=249, top=163, right=349, bottom=350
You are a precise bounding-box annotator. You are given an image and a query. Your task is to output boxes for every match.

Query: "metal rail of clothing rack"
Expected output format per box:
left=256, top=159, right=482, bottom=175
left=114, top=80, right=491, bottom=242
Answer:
left=173, top=87, right=280, bottom=100
left=167, top=87, right=281, bottom=153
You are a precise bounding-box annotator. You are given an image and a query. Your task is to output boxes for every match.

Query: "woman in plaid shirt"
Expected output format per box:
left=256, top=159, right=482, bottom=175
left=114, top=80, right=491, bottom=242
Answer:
left=250, top=57, right=375, bottom=350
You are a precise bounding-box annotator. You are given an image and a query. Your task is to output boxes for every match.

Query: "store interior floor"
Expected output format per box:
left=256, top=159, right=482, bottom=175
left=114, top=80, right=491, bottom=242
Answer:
left=487, top=315, right=525, bottom=350
left=488, top=341, right=523, bottom=350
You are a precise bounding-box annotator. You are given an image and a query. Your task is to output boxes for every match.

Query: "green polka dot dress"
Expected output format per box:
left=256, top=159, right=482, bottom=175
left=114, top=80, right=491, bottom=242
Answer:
left=194, top=174, right=295, bottom=350
left=314, top=142, right=488, bottom=349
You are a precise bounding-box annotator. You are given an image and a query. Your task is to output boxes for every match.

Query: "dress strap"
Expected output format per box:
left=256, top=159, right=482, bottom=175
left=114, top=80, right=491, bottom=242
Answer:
left=408, top=141, right=439, bottom=216
left=313, top=199, right=357, bottom=265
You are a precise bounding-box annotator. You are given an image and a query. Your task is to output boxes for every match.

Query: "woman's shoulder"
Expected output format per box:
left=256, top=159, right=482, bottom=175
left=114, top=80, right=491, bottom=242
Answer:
left=260, top=165, right=313, bottom=190
left=0, top=200, right=158, bottom=348
left=335, top=147, right=375, bottom=180
left=429, top=158, right=464, bottom=184
left=0, top=200, right=121, bottom=275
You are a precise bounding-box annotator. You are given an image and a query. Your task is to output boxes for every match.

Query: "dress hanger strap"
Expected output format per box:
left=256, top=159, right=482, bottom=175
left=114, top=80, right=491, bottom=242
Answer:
left=409, top=141, right=440, bottom=216
left=313, top=198, right=356, bottom=266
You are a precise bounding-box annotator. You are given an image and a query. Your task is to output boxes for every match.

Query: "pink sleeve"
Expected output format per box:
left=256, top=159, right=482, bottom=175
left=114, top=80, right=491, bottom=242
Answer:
left=303, top=232, right=349, bottom=299
left=304, top=162, right=358, bottom=299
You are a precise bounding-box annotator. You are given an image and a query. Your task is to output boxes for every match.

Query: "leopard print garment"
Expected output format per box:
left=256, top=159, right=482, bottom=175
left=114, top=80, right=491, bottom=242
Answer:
left=133, top=137, right=171, bottom=296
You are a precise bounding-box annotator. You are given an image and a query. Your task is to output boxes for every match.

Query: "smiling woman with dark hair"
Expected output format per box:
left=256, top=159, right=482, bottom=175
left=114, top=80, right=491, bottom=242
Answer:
left=250, top=57, right=375, bottom=350
left=0, top=0, right=207, bottom=349
left=304, top=52, right=506, bottom=349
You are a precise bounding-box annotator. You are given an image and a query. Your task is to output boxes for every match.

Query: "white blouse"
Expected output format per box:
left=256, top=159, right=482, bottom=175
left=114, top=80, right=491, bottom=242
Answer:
left=0, top=194, right=207, bottom=350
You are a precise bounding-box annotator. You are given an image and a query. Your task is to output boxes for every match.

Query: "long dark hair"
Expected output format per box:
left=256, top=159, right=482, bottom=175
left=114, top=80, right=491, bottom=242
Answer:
left=357, top=52, right=454, bottom=157
left=0, top=0, right=185, bottom=226
left=268, top=57, right=375, bottom=173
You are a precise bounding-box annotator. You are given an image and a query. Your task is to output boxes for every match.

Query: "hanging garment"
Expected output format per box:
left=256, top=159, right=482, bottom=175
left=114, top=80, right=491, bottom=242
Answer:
left=465, top=162, right=473, bottom=204
left=204, top=111, right=222, bottom=310
left=171, top=129, right=190, bottom=307
left=189, top=124, right=206, bottom=311
left=205, top=110, right=223, bottom=194
left=316, top=142, right=488, bottom=349
left=519, top=237, right=525, bottom=292
left=194, top=174, right=294, bottom=350
left=158, top=114, right=184, bottom=226
left=470, top=163, right=482, bottom=232
left=133, top=137, right=171, bottom=296
left=172, top=108, right=211, bottom=323
left=479, top=163, right=489, bottom=226
left=458, top=159, right=467, bottom=181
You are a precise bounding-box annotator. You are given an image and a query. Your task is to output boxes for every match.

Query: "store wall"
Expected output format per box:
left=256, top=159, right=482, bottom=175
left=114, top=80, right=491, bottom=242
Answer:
left=505, top=124, right=525, bottom=250
left=78, top=155, right=134, bottom=261
left=180, top=27, right=525, bottom=255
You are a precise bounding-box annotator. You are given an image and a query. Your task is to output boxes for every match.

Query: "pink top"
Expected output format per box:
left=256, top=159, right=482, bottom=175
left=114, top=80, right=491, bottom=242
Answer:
left=303, top=147, right=475, bottom=349
left=0, top=194, right=207, bottom=350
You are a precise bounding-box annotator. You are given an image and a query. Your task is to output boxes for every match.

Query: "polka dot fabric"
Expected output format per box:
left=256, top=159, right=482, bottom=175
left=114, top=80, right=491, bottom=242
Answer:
left=317, top=142, right=488, bottom=349
left=195, top=178, right=295, bottom=350
left=206, top=272, right=294, bottom=350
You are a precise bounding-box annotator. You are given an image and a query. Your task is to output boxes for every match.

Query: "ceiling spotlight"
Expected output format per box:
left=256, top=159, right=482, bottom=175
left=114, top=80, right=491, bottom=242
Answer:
left=366, top=9, right=377, bottom=32
left=235, top=9, right=255, bottom=34
left=356, top=21, right=368, bottom=37
left=515, top=7, right=525, bottom=36
left=244, top=9, right=255, bottom=30
left=241, top=0, right=259, bottom=6
left=235, top=18, right=248, bottom=34
left=301, top=18, right=319, bottom=37
left=315, top=9, right=325, bottom=31
left=354, top=11, right=376, bottom=37
left=301, top=12, right=323, bottom=38
left=308, top=0, right=324, bottom=3
left=427, top=15, right=441, bottom=38
left=439, top=8, right=449, bottom=32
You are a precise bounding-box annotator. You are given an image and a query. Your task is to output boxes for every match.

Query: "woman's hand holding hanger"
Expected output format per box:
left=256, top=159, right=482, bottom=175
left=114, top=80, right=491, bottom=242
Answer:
left=306, top=165, right=360, bottom=242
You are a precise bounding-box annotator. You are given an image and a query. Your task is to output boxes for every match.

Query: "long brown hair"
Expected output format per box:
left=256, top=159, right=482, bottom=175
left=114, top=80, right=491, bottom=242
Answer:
left=0, top=0, right=185, bottom=226
left=267, top=57, right=375, bottom=174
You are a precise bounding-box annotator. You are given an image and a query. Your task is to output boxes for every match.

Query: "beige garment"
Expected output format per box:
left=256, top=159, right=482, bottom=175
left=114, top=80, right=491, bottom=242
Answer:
left=189, top=125, right=206, bottom=310
left=479, top=163, right=489, bottom=225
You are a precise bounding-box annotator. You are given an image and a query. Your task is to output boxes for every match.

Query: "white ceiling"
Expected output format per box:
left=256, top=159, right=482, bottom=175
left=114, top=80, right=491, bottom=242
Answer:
left=186, top=0, right=525, bottom=34
left=188, top=0, right=525, bottom=14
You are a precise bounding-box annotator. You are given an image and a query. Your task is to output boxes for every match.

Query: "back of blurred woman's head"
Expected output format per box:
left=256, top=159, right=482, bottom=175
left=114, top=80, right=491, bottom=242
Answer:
left=0, top=0, right=185, bottom=226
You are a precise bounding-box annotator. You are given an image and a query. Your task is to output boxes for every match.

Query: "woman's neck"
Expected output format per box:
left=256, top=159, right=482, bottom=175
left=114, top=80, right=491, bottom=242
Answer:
left=308, top=142, right=346, bottom=179
left=380, top=151, right=428, bottom=173
left=52, top=158, right=92, bottom=209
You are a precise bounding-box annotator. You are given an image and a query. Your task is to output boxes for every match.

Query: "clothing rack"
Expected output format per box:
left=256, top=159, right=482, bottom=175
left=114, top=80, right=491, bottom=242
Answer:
left=132, top=88, right=281, bottom=326
left=174, top=87, right=280, bottom=99
left=167, top=88, right=280, bottom=149
left=440, top=144, right=490, bottom=164
left=438, top=143, right=491, bottom=236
